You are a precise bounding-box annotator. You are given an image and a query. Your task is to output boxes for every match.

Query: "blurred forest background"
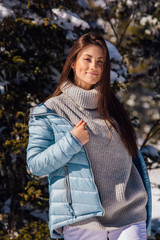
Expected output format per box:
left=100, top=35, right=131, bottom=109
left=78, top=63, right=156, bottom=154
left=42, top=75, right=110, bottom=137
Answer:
left=0, top=0, right=160, bottom=239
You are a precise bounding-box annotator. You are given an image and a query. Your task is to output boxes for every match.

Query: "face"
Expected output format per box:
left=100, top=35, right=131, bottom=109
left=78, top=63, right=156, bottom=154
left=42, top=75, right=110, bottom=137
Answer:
left=71, top=44, right=105, bottom=90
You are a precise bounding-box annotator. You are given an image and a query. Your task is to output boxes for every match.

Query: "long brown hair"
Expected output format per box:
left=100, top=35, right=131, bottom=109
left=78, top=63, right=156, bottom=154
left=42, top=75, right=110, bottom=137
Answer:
left=45, top=32, right=138, bottom=158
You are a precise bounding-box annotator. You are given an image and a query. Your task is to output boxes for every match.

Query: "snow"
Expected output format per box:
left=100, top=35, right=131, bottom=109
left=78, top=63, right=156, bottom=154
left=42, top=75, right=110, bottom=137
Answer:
left=0, top=1, right=126, bottom=86
left=2, top=198, right=11, bottom=214
left=155, top=2, right=160, bottom=8
left=0, top=1, right=159, bottom=237
left=0, top=0, right=24, bottom=22
left=0, top=126, right=7, bottom=134
left=105, top=40, right=122, bottom=62
left=0, top=2, right=90, bottom=32
left=140, top=15, right=158, bottom=26
left=13, top=72, right=29, bottom=84
left=97, top=18, right=106, bottom=29
left=126, top=0, right=133, bottom=7
left=148, top=166, right=160, bottom=237
left=141, top=145, right=160, bottom=161
left=30, top=209, right=48, bottom=221
left=0, top=0, right=19, bottom=8
left=126, top=98, right=135, bottom=107
left=140, top=146, right=160, bottom=237
left=51, top=8, right=90, bottom=31
left=0, top=85, right=5, bottom=94
left=106, top=41, right=127, bottom=83
left=110, top=63, right=128, bottom=83
left=0, top=3, right=13, bottom=21
left=0, top=79, right=9, bottom=94
left=117, top=75, right=125, bottom=83
left=93, top=0, right=107, bottom=8
left=110, top=70, right=118, bottom=83
left=48, top=66, right=60, bottom=83
left=77, top=0, right=90, bottom=9
left=145, top=29, right=151, bottom=35
left=66, top=30, right=78, bottom=40
left=122, top=65, right=128, bottom=76
left=111, top=63, right=121, bottom=71
left=0, top=46, right=5, bottom=52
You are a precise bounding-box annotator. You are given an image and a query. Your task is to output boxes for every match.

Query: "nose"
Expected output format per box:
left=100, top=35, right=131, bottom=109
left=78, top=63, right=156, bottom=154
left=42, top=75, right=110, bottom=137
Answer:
left=90, top=60, right=97, bottom=69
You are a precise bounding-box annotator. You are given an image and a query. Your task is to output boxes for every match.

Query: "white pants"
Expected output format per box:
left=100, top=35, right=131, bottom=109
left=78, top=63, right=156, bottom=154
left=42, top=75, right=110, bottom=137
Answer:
left=63, top=221, right=146, bottom=240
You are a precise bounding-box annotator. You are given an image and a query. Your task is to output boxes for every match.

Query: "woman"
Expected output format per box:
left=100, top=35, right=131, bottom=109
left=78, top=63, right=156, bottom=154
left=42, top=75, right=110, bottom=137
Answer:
left=27, top=32, right=152, bottom=240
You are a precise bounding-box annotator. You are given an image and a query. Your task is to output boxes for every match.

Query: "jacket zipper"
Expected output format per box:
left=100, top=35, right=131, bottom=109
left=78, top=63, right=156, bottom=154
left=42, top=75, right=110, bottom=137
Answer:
left=31, top=107, right=105, bottom=215
left=64, top=165, right=76, bottom=217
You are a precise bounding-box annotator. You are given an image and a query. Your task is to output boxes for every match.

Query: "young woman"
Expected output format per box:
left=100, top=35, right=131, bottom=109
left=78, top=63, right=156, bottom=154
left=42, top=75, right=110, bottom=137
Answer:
left=27, top=32, right=152, bottom=240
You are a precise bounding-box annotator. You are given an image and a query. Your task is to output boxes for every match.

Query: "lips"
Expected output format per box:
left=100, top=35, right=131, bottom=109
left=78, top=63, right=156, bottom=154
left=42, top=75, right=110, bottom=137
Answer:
left=87, top=72, right=98, bottom=75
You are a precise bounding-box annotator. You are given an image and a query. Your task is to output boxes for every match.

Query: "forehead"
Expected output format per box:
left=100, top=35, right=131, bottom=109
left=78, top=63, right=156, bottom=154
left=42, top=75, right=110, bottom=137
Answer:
left=77, top=44, right=104, bottom=58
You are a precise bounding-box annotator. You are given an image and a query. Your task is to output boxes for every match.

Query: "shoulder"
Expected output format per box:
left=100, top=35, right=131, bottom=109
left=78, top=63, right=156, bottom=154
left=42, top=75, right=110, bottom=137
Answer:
left=29, top=103, right=55, bottom=115
left=29, top=103, right=60, bottom=126
left=44, top=94, right=71, bottom=115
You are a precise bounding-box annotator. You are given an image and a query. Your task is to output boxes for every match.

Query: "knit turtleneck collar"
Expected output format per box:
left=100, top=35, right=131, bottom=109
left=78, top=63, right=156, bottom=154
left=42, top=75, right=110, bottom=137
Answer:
left=60, top=81, right=99, bottom=109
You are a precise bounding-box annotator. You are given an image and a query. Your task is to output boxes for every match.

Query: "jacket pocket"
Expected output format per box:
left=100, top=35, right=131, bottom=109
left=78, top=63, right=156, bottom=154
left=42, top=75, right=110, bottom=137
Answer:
left=64, top=166, right=76, bottom=217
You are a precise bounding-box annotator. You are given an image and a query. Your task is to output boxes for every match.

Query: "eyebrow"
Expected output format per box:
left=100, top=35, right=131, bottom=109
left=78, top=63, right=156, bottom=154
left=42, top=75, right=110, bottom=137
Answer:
left=83, top=54, right=104, bottom=59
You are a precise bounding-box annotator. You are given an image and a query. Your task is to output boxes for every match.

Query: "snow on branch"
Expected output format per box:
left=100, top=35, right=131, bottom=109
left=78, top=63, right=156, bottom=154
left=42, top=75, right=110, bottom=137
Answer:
left=141, top=145, right=160, bottom=162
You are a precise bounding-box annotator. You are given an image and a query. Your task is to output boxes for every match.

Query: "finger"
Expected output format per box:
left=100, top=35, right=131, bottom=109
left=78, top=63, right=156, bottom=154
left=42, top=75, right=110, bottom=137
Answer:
left=75, top=119, right=83, bottom=128
left=81, top=122, right=87, bottom=129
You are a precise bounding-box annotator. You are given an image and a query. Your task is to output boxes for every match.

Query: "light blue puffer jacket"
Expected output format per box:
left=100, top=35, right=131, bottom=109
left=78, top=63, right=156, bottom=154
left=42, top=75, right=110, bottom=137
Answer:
left=27, top=103, right=152, bottom=239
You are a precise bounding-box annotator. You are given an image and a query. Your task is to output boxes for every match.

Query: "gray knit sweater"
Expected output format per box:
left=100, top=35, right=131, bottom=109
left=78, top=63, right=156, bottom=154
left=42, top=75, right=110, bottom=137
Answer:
left=45, top=81, right=148, bottom=233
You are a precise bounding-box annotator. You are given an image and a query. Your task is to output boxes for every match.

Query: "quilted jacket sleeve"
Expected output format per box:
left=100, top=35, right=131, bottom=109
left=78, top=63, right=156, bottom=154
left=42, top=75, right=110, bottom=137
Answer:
left=26, top=115, right=82, bottom=176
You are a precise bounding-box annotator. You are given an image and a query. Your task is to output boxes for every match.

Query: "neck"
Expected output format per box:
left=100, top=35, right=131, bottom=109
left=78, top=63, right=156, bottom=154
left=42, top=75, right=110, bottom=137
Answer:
left=73, top=79, right=93, bottom=90
left=60, top=80, right=99, bottom=109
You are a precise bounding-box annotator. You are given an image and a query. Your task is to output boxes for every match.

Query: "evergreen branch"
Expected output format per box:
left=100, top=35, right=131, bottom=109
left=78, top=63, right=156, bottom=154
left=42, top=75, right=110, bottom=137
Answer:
left=141, top=119, right=160, bottom=149
left=107, top=18, right=119, bottom=45
left=117, top=12, right=135, bottom=47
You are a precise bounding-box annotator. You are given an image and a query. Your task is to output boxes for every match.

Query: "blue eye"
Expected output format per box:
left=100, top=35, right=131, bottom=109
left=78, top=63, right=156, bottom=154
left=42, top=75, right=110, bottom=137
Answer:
left=84, top=58, right=90, bottom=61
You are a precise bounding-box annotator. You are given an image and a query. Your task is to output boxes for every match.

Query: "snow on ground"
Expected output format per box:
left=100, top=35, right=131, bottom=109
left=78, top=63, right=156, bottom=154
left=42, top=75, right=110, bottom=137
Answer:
left=148, top=166, right=160, bottom=237
left=0, top=2, right=160, bottom=237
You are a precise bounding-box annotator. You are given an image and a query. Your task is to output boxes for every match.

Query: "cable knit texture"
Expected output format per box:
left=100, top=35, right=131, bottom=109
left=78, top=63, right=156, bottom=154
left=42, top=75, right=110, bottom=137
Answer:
left=45, top=81, right=148, bottom=233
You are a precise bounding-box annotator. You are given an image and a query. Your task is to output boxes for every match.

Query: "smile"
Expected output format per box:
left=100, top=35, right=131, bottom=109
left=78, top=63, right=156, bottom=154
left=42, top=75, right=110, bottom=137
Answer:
left=87, top=72, right=98, bottom=76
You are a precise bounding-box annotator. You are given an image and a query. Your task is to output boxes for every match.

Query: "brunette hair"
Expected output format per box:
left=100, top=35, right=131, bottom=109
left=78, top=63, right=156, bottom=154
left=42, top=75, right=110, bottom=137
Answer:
left=45, top=32, right=138, bottom=158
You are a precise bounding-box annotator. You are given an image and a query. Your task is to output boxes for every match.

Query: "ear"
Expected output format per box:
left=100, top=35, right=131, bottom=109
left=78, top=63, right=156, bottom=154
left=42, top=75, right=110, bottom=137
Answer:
left=71, top=62, right=75, bottom=70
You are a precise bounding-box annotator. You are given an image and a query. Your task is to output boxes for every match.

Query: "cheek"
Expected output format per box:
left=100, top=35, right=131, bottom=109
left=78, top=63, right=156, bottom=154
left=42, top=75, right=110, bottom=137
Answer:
left=76, top=63, right=87, bottom=74
left=76, top=68, right=83, bottom=76
left=99, top=67, right=103, bottom=75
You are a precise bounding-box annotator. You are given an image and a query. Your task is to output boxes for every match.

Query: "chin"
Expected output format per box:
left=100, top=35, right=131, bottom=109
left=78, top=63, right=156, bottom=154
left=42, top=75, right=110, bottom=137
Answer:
left=89, top=80, right=99, bottom=85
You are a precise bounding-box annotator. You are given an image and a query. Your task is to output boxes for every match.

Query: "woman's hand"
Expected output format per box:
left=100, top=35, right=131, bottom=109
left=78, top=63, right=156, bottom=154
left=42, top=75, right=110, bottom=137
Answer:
left=72, top=119, right=89, bottom=145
